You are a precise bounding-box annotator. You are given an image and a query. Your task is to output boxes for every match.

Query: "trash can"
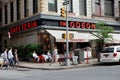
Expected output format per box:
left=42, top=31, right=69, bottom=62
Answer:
left=72, top=56, right=78, bottom=65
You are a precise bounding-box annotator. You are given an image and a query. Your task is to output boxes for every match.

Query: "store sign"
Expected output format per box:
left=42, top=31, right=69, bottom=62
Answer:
left=59, top=21, right=96, bottom=29
left=9, top=21, right=37, bottom=34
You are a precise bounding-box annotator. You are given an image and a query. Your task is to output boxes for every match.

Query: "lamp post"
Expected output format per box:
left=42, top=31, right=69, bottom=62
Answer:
left=64, top=0, right=70, bottom=66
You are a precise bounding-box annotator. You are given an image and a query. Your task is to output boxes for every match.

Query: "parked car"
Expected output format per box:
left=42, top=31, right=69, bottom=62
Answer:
left=100, top=45, right=120, bottom=63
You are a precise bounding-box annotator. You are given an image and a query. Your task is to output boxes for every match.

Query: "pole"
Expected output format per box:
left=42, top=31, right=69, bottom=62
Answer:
left=65, top=0, right=70, bottom=66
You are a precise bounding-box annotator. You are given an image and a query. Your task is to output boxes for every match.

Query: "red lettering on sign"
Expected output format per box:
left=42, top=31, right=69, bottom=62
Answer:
left=81, top=22, right=85, bottom=29
left=60, top=21, right=66, bottom=27
left=28, top=22, right=31, bottom=29
left=33, top=21, right=37, bottom=27
left=70, top=22, right=75, bottom=28
left=76, top=22, right=80, bottom=28
left=91, top=24, right=96, bottom=29
left=9, top=21, right=38, bottom=34
left=86, top=23, right=91, bottom=29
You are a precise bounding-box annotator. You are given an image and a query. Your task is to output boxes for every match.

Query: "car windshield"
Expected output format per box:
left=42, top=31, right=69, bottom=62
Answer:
left=101, top=47, right=114, bottom=53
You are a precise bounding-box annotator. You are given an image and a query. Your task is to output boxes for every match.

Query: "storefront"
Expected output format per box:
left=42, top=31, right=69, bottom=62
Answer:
left=1, top=14, right=120, bottom=56
left=5, top=17, right=97, bottom=54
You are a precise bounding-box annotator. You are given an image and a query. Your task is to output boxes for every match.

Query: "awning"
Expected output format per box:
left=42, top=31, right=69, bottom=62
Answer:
left=46, top=30, right=97, bottom=42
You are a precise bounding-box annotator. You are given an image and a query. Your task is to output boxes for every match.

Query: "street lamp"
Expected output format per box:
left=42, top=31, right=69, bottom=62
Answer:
left=64, top=0, right=70, bottom=66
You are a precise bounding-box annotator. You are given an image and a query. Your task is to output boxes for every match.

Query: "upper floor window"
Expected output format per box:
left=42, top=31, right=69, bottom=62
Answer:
left=10, top=1, right=14, bottom=22
left=0, top=8, right=2, bottom=26
left=104, top=0, right=114, bottom=17
left=79, top=0, right=86, bottom=16
left=62, top=0, right=73, bottom=13
left=24, top=0, right=29, bottom=17
left=16, top=0, right=20, bottom=20
left=67, top=0, right=73, bottom=13
left=95, top=0, right=101, bottom=16
left=0, top=8, right=2, bottom=22
left=48, top=0, right=57, bottom=12
left=33, top=0, right=38, bottom=14
left=5, top=5, right=8, bottom=24
left=119, top=1, right=120, bottom=17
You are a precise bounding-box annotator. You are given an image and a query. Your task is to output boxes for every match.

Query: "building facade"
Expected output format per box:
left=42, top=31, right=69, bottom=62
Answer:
left=0, top=0, right=120, bottom=56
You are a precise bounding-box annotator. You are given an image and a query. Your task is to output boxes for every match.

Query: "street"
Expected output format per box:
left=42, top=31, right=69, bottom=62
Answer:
left=0, top=64, right=120, bottom=80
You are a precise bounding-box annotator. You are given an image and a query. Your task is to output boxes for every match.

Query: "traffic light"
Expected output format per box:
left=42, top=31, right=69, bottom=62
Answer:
left=62, top=33, right=74, bottom=39
left=69, top=33, right=74, bottom=39
left=60, top=7, right=66, bottom=17
left=62, top=33, right=66, bottom=39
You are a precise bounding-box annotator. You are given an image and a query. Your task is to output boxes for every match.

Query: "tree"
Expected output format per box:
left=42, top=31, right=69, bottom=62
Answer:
left=91, top=22, right=114, bottom=51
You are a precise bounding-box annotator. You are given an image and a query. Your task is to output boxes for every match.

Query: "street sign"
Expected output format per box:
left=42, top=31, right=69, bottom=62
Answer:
left=63, top=1, right=69, bottom=5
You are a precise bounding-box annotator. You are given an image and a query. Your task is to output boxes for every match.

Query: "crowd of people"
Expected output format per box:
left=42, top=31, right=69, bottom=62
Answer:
left=0, top=47, right=19, bottom=69
left=32, top=46, right=58, bottom=64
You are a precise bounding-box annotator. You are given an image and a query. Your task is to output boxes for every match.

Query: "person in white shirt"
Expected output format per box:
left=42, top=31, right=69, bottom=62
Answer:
left=8, top=47, right=15, bottom=68
left=32, top=51, right=39, bottom=62
left=1, top=48, right=9, bottom=69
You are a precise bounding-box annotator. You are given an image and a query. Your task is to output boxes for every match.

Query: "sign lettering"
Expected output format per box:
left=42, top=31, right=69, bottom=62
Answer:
left=59, top=21, right=96, bottom=29
left=10, top=21, right=37, bottom=34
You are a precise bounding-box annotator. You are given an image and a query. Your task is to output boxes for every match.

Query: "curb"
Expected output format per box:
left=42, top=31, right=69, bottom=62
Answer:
left=18, top=63, right=96, bottom=70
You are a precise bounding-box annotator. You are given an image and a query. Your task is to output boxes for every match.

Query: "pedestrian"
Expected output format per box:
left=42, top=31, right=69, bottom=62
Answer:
left=32, top=51, right=39, bottom=62
left=0, top=48, right=9, bottom=69
left=8, top=47, right=15, bottom=68
left=47, top=50, right=52, bottom=62
left=14, top=48, right=19, bottom=66
left=49, top=46, right=58, bottom=66
left=95, top=44, right=101, bottom=62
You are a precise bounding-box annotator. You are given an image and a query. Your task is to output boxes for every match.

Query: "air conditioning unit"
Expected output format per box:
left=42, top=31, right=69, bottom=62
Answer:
left=115, top=17, right=120, bottom=21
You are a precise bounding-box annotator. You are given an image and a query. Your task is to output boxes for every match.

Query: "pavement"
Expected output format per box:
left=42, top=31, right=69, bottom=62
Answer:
left=18, top=58, right=99, bottom=70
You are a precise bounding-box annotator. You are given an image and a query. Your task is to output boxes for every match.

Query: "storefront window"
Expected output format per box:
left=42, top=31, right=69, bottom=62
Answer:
left=38, top=30, right=51, bottom=54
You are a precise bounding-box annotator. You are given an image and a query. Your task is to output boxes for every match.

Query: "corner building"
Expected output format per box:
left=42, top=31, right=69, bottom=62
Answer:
left=0, top=0, right=120, bottom=57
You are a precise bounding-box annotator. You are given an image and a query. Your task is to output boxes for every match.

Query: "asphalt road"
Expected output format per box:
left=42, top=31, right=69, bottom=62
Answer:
left=0, top=63, right=120, bottom=80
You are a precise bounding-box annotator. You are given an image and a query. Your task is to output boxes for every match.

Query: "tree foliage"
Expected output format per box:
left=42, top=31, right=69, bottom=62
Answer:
left=91, top=22, right=114, bottom=51
left=96, top=22, right=114, bottom=41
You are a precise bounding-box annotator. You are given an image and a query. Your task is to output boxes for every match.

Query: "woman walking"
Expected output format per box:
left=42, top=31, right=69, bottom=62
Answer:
left=1, top=48, right=9, bottom=69
left=14, top=48, right=19, bottom=66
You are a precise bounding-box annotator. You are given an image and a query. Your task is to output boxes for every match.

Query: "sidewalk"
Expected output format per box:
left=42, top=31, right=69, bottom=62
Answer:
left=18, top=58, right=99, bottom=70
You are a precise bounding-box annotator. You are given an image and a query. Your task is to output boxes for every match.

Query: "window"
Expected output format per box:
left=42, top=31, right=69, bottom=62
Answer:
left=67, top=0, right=73, bottom=13
left=24, top=0, right=29, bottom=17
left=95, top=0, right=101, bottom=16
left=16, top=0, right=20, bottom=20
left=119, top=1, right=120, bottom=17
left=104, top=0, right=114, bottom=16
left=48, top=0, right=57, bottom=12
left=117, top=47, right=120, bottom=52
left=10, top=2, right=14, bottom=22
left=5, top=5, right=8, bottom=24
left=0, top=8, right=2, bottom=23
left=102, top=47, right=114, bottom=53
left=62, top=0, right=73, bottom=12
left=33, top=0, right=38, bottom=14
left=79, top=0, right=86, bottom=16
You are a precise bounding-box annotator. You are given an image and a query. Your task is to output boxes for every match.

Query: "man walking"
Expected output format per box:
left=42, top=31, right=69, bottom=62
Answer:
left=8, top=47, right=15, bottom=68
